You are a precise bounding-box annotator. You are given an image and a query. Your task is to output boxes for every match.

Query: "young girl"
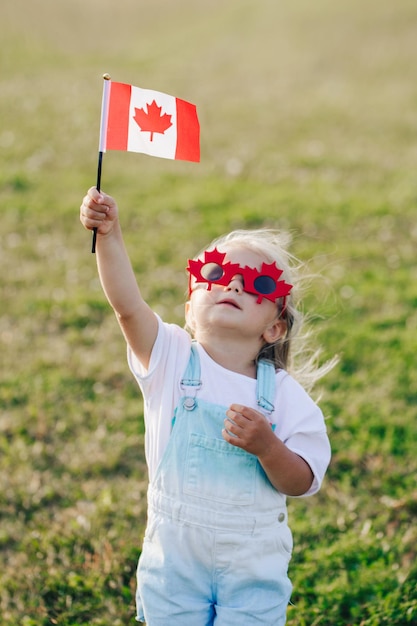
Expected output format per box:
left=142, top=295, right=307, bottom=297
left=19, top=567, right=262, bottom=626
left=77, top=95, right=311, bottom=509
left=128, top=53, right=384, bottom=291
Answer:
left=80, top=187, right=332, bottom=625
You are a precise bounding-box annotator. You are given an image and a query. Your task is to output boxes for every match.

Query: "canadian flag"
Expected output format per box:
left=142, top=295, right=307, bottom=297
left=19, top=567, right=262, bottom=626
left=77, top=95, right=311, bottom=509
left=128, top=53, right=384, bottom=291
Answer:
left=100, top=81, right=200, bottom=162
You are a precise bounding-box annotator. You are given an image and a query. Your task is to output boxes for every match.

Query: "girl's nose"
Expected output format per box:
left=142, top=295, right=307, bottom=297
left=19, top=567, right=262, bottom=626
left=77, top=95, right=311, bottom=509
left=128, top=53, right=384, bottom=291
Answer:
left=225, top=275, right=244, bottom=293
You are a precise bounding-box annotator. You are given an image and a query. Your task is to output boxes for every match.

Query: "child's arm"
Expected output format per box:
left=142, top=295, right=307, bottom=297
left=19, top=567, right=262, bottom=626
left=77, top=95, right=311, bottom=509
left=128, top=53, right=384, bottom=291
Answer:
left=80, top=187, right=158, bottom=369
left=223, top=404, right=314, bottom=496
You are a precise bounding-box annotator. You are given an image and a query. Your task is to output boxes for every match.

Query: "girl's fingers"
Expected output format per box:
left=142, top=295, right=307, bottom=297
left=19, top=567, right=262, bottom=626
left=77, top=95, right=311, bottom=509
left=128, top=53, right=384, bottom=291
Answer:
left=80, top=189, right=116, bottom=232
left=80, top=203, right=108, bottom=232
left=81, top=199, right=108, bottom=219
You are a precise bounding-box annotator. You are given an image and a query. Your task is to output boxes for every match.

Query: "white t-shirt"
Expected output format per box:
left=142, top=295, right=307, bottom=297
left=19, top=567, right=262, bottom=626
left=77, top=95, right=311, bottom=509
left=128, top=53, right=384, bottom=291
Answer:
left=128, top=316, right=331, bottom=496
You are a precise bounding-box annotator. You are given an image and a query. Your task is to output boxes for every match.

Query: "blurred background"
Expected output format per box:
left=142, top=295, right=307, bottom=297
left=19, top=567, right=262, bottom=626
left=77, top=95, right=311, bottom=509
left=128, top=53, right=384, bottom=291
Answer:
left=1, top=1, right=416, bottom=624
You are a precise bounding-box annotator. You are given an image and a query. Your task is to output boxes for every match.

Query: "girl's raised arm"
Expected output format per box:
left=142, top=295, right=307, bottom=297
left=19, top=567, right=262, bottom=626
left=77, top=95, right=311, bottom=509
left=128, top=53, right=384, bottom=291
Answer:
left=80, top=187, right=158, bottom=369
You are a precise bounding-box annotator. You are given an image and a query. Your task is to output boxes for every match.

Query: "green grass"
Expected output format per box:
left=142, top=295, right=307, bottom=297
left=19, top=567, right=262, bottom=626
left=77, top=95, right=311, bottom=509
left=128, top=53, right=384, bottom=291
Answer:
left=1, top=0, right=417, bottom=623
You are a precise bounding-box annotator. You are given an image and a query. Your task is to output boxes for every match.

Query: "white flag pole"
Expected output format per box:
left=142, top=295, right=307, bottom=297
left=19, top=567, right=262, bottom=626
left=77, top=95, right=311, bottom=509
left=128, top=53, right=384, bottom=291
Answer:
left=92, top=73, right=111, bottom=253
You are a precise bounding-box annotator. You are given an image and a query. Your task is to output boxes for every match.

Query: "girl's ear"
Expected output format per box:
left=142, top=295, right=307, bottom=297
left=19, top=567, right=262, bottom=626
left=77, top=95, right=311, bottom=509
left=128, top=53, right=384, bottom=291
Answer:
left=262, top=319, right=287, bottom=345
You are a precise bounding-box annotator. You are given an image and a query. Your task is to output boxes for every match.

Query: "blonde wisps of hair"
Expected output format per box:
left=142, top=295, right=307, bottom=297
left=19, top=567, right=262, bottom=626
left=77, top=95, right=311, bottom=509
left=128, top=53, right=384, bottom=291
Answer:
left=188, top=228, right=336, bottom=394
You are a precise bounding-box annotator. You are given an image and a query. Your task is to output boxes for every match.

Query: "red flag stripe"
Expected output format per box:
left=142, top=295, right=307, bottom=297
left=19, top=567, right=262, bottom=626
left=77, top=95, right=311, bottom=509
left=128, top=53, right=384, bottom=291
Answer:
left=106, top=82, right=131, bottom=151
left=175, top=98, right=200, bottom=162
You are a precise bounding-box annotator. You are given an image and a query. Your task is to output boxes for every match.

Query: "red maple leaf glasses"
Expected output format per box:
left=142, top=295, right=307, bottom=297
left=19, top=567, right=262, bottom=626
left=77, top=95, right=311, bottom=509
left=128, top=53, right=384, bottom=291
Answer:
left=186, top=248, right=293, bottom=307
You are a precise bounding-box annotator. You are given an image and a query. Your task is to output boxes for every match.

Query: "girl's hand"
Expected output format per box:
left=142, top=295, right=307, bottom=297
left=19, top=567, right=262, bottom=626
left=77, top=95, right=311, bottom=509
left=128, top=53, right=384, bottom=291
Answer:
left=223, top=404, right=276, bottom=457
left=80, top=187, right=118, bottom=236
left=223, top=403, right=314, bottom=496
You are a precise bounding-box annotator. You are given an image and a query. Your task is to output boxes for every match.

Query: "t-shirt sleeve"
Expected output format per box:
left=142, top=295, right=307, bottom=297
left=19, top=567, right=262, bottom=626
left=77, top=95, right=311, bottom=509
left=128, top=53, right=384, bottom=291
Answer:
left=127, top=315, right=190, bottom=392
left=276, top=373, right=331, bottom=497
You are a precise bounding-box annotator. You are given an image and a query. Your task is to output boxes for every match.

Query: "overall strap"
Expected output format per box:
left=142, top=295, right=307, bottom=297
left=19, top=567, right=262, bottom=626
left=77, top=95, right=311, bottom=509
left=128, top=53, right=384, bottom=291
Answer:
left=256, top=359, right=276, bottom=416
left=179, top=342, right=201, bottom=411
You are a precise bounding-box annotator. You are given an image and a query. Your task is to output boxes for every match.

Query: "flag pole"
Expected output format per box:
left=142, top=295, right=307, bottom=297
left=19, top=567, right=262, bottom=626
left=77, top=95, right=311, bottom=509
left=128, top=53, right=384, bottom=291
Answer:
left=92, top=73, right=111, bottom=253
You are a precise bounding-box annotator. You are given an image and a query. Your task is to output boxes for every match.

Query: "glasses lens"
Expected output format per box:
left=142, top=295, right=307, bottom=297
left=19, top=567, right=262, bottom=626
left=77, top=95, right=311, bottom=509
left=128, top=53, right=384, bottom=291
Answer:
left=201, top=262, right=224, bottom=282
left=253, top=275, right=276, bottom=295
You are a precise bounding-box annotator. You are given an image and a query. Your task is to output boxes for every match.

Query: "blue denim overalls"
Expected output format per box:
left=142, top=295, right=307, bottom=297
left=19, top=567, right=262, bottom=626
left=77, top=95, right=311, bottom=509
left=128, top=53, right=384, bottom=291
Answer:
left=136, top=344, right=293, bottom=625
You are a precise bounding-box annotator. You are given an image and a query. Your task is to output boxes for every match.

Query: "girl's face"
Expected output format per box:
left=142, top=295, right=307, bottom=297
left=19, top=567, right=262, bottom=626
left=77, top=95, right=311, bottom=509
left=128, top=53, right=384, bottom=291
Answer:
left=186, top=246, right=286, bottom=346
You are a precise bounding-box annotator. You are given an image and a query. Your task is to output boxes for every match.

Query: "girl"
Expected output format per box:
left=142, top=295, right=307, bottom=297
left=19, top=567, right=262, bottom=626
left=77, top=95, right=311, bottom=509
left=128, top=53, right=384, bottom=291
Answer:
left=80, top=187, right=332, bottom=625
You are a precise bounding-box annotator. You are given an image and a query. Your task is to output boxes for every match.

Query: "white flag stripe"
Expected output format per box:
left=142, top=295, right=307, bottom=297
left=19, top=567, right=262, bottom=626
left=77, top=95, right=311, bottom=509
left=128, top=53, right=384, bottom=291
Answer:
left=127, top=87, right=177, bottom=158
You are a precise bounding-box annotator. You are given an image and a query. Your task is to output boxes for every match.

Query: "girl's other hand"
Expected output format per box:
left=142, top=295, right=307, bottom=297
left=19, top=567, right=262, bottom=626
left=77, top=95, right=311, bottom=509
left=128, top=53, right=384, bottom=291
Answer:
left=223, top=404, right=276, bottom=457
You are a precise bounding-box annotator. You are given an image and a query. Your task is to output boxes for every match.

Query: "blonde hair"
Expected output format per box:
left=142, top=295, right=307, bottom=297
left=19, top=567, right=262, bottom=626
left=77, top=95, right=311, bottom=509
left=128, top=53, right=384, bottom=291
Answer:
left=188, top=229, right=335, bottom=393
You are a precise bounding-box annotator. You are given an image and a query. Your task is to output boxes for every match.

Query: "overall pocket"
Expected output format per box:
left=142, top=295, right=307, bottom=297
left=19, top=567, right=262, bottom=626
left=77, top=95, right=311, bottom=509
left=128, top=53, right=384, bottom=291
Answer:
left=184, top=433, right=257, bottom=505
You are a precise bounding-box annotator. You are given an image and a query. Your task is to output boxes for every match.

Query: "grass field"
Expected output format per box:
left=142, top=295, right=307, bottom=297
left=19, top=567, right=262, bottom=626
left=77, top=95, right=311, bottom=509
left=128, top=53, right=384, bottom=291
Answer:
left=1, top=0, right=417, bottom=624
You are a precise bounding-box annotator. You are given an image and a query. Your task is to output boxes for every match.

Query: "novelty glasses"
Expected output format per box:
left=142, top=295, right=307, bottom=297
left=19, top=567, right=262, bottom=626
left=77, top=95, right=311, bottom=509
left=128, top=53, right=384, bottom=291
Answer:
left=186, top=248, right=293, bottom=305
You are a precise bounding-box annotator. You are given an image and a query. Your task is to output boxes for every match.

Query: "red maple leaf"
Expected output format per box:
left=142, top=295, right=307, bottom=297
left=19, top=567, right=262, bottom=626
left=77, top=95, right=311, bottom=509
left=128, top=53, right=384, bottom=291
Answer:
left=133, top=100, right=173, bottom=141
